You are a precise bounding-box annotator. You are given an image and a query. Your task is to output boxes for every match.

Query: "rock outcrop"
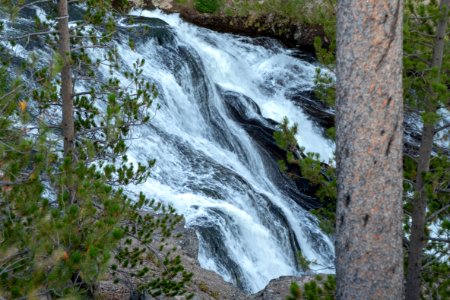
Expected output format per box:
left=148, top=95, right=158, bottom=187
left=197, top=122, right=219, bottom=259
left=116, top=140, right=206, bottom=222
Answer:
left=249, top=275, right=322, bottom=300
left=96, top=218, right=327, bottom=299
left=132, top=0, right=324, bottom=54
left=96, top=221, right=247, bottom=300
left=177, top=10, right=324, bottom=53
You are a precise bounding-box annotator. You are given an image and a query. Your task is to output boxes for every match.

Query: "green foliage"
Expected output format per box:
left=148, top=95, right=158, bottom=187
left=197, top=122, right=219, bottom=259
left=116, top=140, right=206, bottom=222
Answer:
left=313, top=68, right=335, bottom=108
left=0, top=1, right=191, bottom=298
left=303, top=275, right=335, bottom=300
left=296, top=249, right=311, bottom=272
left=309, top=0, right=336, bottom=109
left=274, top=117, right=298, bottom=153
left=287, top=281, right=302, bottom=300
left=218, top=0, right=335, bottom=25
left=402, top=0, right=450, bottom=296
left=194, top=0, right=222, bottom=13
left=291, top=0, right=450, bottom=296
left=273, top=118, right=337, bottom=235
left=286, top=275, right=336, bottom=300
left=403, top=0, right=449, bottom=114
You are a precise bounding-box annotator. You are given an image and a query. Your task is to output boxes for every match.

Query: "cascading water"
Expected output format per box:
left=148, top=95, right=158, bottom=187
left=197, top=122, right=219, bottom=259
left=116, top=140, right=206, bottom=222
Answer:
left=2, top=6, right=335, bottom=293
left=123, top=10, right=335, bottom=292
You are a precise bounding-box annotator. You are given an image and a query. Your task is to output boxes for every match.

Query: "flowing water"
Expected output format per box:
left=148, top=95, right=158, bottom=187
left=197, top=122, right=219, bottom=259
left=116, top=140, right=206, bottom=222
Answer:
left=2, top=6, right=335, bottom=293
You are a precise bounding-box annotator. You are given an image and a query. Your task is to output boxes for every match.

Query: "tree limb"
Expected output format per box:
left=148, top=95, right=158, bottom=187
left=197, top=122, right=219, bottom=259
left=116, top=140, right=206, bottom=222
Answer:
left=435, top=122, right=450, bottom=133
left=0, top=180, right=26, bottom=186
left=427, top=203, right=450, bottom=222
left=18, top=0, right=51, bottom=11
left=10, top=30, right=58, bottom=40
left=427, top=237, right=450, bottom=243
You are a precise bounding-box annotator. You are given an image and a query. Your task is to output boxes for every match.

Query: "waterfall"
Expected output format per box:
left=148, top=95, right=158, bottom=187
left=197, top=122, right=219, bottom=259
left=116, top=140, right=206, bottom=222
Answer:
left=123, top=10, right=335, bottom=292
left=2, top=6, right=335, bottom=293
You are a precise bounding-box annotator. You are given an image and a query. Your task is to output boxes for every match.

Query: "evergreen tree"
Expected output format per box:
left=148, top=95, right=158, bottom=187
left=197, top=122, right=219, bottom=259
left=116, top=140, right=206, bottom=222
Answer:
left=274, top=0, right=450, bottom=296
left=0, top=1, right=192, bottom=298
left=275, top=0, right=449, bottom=297
left=404, top=1, right=450, bottom=298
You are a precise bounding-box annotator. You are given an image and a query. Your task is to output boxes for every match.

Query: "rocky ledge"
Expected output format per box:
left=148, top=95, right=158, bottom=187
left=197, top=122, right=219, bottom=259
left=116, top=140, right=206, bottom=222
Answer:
left=96, top=218, right=326, bottom=300
left=129, top=0, right=324, bottom=53
left=178, top=11, right=323, bottom=53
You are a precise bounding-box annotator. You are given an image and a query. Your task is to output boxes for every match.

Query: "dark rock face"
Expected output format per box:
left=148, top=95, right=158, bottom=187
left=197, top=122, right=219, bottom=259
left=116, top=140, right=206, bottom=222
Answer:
left=221, top=89, right=323, bottom=210
left=119, top=16, right=177, bottom=45
left=177, top=11, right=323, bottom=53
left=139, top=1, right=323, bottom=54
left=248, top=275, right=325, bottom=300
left=289, top=90, right=335, bottom=130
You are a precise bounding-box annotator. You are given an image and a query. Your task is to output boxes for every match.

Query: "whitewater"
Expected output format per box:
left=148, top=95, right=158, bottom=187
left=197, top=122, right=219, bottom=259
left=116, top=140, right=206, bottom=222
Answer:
left=2, top=6, right=335, bottom=293
left=124, top=9, right=335, bottom=292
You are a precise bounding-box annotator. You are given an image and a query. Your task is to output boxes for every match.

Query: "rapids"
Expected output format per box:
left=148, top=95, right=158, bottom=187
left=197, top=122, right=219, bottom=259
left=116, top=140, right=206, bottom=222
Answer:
left=2, top=6, right=335, bottom=293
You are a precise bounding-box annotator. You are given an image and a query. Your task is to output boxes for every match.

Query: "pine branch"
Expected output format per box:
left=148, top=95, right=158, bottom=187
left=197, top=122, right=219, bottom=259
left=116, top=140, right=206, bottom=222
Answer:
left=11, top=30, right=58, bottom=40
left=434, top=122, right=450, bottom=133
left=17, top=0, right=51, bottom=11
left=427, top=203, right=450, bottom=222
left=427, top=237, right=450, bottom=243
left=0, top=180, right=26, bottom=186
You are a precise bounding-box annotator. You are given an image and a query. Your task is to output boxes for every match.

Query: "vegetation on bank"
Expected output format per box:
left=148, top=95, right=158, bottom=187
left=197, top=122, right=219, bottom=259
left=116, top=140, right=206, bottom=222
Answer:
left=287, top=275, right=336, bottom=300
left=176, top=0, right=332, bottom=24
left=0, top=1, right=193, bottom=298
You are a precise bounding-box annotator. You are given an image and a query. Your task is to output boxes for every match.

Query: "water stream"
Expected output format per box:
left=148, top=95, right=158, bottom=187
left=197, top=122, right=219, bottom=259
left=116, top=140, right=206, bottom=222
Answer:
left=2, top=7, right=335, bottom=293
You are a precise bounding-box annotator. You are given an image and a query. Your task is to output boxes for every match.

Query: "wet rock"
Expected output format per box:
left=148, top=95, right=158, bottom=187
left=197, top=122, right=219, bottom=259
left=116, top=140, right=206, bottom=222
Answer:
left=289, top=90, right=335, bottom=130
left=248, top=275, right=324, bottom=300
left=221, top=89, right=323, bottom=210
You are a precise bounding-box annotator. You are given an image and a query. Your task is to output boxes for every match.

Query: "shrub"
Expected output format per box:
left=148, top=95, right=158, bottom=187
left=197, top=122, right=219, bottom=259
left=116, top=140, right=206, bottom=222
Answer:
left=194, top=0, right=221, bottom=13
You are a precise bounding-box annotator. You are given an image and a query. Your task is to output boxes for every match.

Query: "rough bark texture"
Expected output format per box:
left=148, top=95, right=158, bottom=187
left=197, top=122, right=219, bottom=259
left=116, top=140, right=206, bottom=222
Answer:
left=405, top=1, right=449, bottom=299
left=58, top=0, right=74, bottom=157
left=335, top=0, right=404, bottom=299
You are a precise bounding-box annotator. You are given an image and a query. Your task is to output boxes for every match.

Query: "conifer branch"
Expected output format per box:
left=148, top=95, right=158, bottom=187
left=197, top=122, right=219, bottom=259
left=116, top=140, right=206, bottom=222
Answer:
left=427, top=237, right=450, bottom=243
left=427, top=203, right=450, bottom=222
left=434, top=122, right=450, bottom=133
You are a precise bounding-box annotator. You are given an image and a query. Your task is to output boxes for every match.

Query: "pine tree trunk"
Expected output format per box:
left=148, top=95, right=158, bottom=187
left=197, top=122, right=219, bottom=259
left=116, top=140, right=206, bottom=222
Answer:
left=335, top=1, right=404, bottom=299
left=405, top=123, right=434, bottom=300
left=405, top=1, right=449, bottom=299
left=58, top=0, right=76, bottom=204
left=58, top=0, right=74, bottom=157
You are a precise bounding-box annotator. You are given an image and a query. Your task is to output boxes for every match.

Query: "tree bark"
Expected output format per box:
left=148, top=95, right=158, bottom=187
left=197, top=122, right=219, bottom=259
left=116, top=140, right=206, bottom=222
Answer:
left=335, top=0, right=404, bottom=299
left=58, top=0, right=76, bottom=204
left=405, top=1, right=449, bottom=299
left=58, top=0, right=74, bottom=157
left=405, top=123, right=434, bottom=300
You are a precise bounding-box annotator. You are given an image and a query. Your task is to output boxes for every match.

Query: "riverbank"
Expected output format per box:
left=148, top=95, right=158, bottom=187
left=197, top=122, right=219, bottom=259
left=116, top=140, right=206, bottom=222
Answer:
left=130, top=0, right=327, bottom=53
left=96, top=218, right=329, bottom=300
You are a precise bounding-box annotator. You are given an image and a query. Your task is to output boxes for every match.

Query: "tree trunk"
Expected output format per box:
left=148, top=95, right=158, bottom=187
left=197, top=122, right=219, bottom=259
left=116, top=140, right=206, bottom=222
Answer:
left=58, top=0, right=74, bottom=157
left=405, top=1, right=449, bottom=299
left=58, top=0, right=76, bottom=204
left=335, top=0, right=404, bottom=299
left=405, top=123, right=434, bottom=300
